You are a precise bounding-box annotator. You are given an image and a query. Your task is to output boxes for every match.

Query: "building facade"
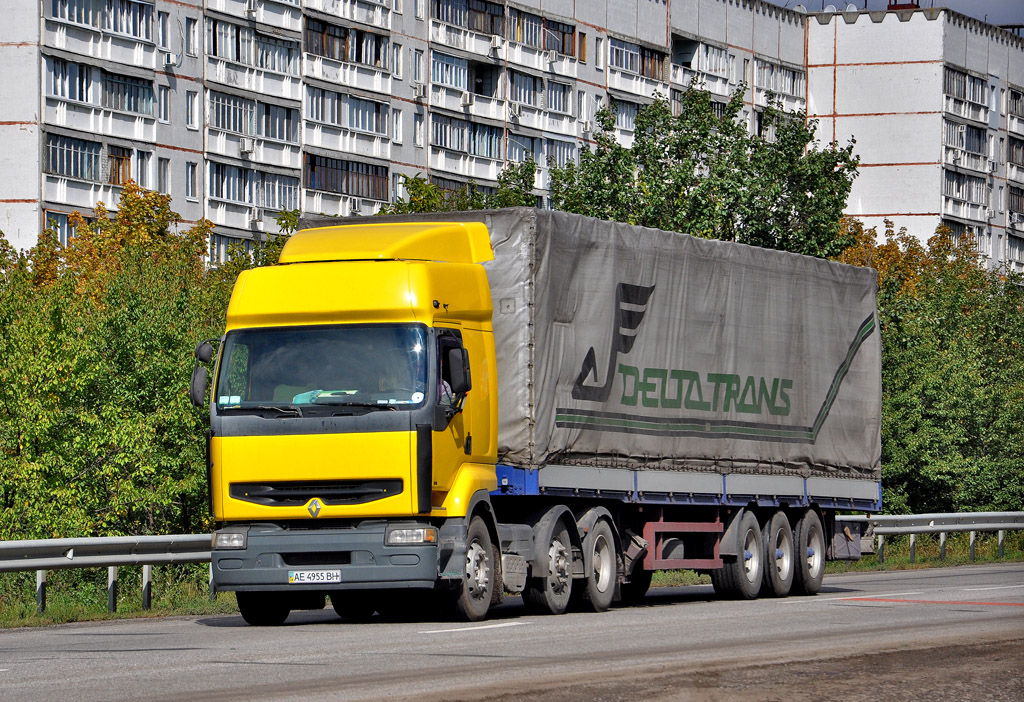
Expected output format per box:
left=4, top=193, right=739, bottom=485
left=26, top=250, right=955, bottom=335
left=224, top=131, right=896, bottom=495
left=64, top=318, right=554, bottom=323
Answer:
left=0, top=1, right=1020, bottom=270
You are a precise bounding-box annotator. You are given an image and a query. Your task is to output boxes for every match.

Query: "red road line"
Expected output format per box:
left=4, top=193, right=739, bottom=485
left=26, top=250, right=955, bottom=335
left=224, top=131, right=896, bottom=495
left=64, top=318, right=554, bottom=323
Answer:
left=846, top=597, right=1024, bottom=607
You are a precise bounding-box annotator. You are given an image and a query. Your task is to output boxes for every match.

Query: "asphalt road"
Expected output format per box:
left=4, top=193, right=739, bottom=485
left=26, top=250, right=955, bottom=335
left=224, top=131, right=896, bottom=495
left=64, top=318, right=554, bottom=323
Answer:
left=1, top=563, right=1022, bottom=702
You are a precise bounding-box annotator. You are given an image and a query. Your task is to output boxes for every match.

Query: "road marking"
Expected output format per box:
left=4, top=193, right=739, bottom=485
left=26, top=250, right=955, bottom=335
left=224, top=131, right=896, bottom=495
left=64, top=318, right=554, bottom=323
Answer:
left=836, top=591, right=923, bottom=601
left=781, top=590, right=923, bottom=603
left=419, top=621, right=526, bottom=635
left=844, top=597, right=1024, bottom=607
left=963, top=584, right=1024, bottom=592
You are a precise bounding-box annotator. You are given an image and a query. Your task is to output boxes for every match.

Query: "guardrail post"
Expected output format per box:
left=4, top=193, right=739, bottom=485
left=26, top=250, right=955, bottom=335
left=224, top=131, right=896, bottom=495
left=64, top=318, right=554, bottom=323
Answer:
left=209, top=563, right=216, bottom=601
left=969, top=531, right=976, bottom=562
left=877, top=534, right=884, bottom=565
left=939, top=531, right=946, bottom=560
left=107, top=566, right=118, bottom=613
left=36, top=570, right=46, bottom=614
left=142, top=564, right=153, bottom=610
left=909, top=534, right=916, bottom=563
left=998, top=530, right=1005, bottom=559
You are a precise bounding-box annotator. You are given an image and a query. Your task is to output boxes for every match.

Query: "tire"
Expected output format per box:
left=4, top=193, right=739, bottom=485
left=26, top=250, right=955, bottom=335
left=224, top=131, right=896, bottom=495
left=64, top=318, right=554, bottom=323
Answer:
left=330, top=592, right=380, bottom=621
left=618, top=566, right=652, bottom=605
left=524, top=521, right=573, bottom=615
left=451, top=516, right=494, bottom=622
left=579, top=520, right=617, bottom=613
left=236, top=591, right=290, bottom=626
left=712, top=511, right=763, bottom=600
left=760, top=511, right=795, bottom=598
left=793, top=509, right=825, bottom=595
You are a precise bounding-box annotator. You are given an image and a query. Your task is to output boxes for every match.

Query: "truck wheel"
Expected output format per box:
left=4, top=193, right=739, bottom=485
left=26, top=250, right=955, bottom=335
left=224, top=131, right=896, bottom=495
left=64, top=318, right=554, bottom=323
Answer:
left=793, top=509, right=825, bottom=595
left=712, top=511, right=763, bottom=600
left=452, top=516, right=494, bottom=621
left=579, top=520, right=617, bottom=612
left=330, top=592, right=379, bottom=621
left=524, top=521, right=573, bottom=615
left=761, top=511, right=794, bottom=597
left=236, top=591, right=290, bottom=626
left=618, top=566, right=652, bottom=605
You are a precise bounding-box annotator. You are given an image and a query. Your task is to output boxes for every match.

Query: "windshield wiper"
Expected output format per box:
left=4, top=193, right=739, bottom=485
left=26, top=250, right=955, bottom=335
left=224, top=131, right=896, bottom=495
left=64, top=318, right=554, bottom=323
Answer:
left=313, top=401, right=398, bottom=412
left=222, top=405, right=303, bottom=418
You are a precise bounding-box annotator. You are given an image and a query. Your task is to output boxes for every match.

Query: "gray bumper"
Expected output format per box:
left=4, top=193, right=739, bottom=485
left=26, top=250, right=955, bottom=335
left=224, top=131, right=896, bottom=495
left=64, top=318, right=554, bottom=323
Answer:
left=212, top=521, right=440, bottom=592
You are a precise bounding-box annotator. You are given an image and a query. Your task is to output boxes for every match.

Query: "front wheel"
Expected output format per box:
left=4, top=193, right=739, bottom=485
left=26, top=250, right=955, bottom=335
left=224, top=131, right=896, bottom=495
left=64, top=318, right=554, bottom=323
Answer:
left=524, top=521, right=573, bottom=615
left=236, top=591, right=290, bottom=626
left=451, top=516, right=494, bottom=621
left=793, top=509, right=825, bottom=595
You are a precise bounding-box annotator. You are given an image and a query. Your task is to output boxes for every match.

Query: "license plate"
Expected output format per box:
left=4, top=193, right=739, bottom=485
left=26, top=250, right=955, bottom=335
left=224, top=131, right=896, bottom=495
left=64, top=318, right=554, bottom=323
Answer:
left=288, top=570, right=341, bottom=584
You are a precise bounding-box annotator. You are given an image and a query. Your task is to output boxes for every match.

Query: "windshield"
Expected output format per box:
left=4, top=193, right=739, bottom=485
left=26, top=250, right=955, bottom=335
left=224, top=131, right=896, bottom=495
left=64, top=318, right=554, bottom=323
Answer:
left=215, top=324, right=428, bottom=413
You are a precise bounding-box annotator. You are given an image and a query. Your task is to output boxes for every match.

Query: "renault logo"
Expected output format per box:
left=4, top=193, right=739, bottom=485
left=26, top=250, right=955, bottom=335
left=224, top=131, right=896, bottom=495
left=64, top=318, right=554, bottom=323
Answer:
left=308, top=499, right=322, bottom=518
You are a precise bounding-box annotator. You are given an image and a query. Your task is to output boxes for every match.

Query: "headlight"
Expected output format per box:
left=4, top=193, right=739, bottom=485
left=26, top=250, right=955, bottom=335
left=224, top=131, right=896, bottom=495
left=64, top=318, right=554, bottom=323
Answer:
left=386, top=527, right=438, bottom=545
left=213, top=531, right=247, bottom=549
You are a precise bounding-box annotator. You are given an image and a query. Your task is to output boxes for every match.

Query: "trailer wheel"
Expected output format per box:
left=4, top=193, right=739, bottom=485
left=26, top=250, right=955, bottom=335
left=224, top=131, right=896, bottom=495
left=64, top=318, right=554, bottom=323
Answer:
left=236, top=591, right=290, bottom=626
left=524, top=521, right=573, bottom=615
left=793, top=509, right=825, bottom=595
left=579, top=520, right=617, bottom=612
left=618, top=566, right=652, bottom=605
left=330, top=592, right=379, bottom=621
left=452, top=516, right=494, bottom=621
left=760, top=511, right=794, bottom=597
left=712, top=511, right=763, bottom=600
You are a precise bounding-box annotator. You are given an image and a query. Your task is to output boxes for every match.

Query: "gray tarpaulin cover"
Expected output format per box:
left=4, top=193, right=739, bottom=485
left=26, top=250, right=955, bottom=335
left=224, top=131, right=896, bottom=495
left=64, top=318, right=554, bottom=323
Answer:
left=365, top=208, right=881, bottom=481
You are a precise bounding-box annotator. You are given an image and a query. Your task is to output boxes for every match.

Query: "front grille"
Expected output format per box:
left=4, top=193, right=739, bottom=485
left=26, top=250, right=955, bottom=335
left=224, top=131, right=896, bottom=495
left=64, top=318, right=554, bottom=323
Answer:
left=230, top=479, right=403, bottom=506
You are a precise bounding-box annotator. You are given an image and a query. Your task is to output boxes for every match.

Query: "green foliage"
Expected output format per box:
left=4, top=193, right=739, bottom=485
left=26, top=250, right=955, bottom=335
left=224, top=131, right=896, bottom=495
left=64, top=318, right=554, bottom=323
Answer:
left=550, top=89, right=859, bottom=258
left=838, top=220, right=1024, bottom=513
left=381, top=160, right=537, bottom=214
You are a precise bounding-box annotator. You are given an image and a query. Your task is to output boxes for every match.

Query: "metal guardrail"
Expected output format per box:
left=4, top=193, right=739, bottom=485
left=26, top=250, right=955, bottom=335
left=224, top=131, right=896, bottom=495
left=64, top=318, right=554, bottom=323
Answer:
left=0, top=535, right=211, bottom=614
left=837, top=512, right=1024, bottom=564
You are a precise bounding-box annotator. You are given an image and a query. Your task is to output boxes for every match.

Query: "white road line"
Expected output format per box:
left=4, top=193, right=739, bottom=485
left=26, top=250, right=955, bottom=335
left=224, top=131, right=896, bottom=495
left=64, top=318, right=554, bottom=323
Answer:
left=780, top=590, right=924, bottom=603
left=963, top=584, right=1024, bottom=592
left=837, top=591, right=924, bottom=601
left=419, top=621, right=525, bottom=635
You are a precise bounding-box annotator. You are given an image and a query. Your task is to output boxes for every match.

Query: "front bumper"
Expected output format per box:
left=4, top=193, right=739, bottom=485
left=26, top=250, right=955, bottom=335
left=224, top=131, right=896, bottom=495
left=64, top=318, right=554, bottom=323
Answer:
left=211, top=521, right=440, bottom=592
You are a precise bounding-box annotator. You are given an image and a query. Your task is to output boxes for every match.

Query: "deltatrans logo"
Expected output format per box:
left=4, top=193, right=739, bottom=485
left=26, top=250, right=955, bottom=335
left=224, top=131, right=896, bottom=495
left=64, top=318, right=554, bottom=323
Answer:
left=616, top=363, right=793, bottom=416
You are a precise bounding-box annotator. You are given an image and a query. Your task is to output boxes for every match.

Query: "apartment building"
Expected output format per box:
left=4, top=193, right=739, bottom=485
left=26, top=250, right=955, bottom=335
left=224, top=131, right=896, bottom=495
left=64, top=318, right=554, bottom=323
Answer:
left=1, top=1, right=1019, bottom=270
left=806, top=5, right=1024, bottom=272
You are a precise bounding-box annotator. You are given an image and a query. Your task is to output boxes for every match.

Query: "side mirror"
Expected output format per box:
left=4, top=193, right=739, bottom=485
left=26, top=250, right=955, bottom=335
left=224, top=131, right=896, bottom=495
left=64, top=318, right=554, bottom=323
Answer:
left=195, top=340, right=214, bottom=364
left=190, top=366, right=209, bottom=408
left=447, top=347, right=471, bottom=395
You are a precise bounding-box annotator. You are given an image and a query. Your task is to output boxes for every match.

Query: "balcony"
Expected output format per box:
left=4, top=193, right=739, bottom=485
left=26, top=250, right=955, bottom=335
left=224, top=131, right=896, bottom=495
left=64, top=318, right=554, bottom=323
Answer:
left=430, top=20, right=496, bottom=58
left=507, top=101, right=544, bottom=131
left=44, top=174, right=122, bottom=212
left=303, top=53, right=391, bottom=97
left=429, top=147, right=501, bottom=183
left=1008, top=162, right=1024, bottom=185
left=306, top=0, right=391, bottom=30
left=942, top=196, right=988, bottom=222
left=1009, top=113, right=1024, bottom=138
left=45, top=18, right=157, bottom=70
left=207, top=198, right=257, bottom=231
left=944, top=95, right=989, bottom=124
left=304, top=189, right=383, bottom=218
left=753, top=89, right=804, bottom=114
left=303, top=121, right=391, bottom=161
left=207, top=56, right=302, bottom=102
left=45, top=97, right=156, bottom=142
left=206, top=129, right=302, bottom=170
left=944, top=147, right=989, bottom=174
left=609, top=67, right=667, bottom=102
left=207, top=0, right=302, bottom=33
left=671, top=64, right=731, bottom=98
left=544, top=110, right=576, bottom=137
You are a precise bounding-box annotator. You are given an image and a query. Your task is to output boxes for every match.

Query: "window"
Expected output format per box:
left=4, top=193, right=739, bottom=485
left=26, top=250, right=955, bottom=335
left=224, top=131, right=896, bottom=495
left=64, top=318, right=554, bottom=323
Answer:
left=509, top=70, right=539, bottom=106
left=185, top=161, right=197, bottom=199
left=102, top=71, right=153, bottom=115
left=415, top=0, right=424, bottom=20
left=546, top=139, right=575, bottom=168
left=304, top=154, right=389, bottom=200
left=507, top=133, right=537, bottom=163
left=260, top=103, right=298, bottom=142
left=1009, top=137, right=1024, bottom=168
left=45, top=211, right=75, bottom=247
left=505, top=8, right=542, bottom=49
left=256, top=34, right=300, bottom=75
left=305, top=18, right=345, bottom=61
left=944, top=169, right=988, bottom=204
left=698, top=43, right=729, bottom=77
left=431, top=113, right=466, bottom=151
left=108, top=145, right=131, bottom=185
left=392, top=109, right=403, bottom=144
left=1008, top=233, right=1024, bottom=264
left=50, top=58, right=92, bottom=103
left=754, top=61, right=805, bottom=98
left=1010, top=185, right=1024, bottom=214
left=414, top=49, right=424, bottom=83
left=157, top=11, right=169, bottom=48
left=157, top=85, right=169, bottom=122
left=431, top=51, right=467, bottom=89
left=157, top=156, right=169, bottom=193
left=346, top=96, right=387, bottom=135
left=432, top=0, right=467, bottom=27
left=609, top=39, right=638, bottom=73
left=136, top=150, right=150, bottom=188
left=209, top=161, right=254, bottom=204
left=944, top=67, right=986, bottom=106
left=394, top=0, right=403, bottom=13
left=468, top=0, right=503, bottom=35
left=209, top=233, right=249, bottom=265
left=210, top=91, right=256, bottom=135
left=1010, top=88, right=1024, bottom=118
left=544, top=19, right=574, bottom=57
left=261, top=172, right=299, bottom=211
left=392, top=42, right=403, bottom=78
left=578, top=32, right=587, bottom=63
left=106, top=0, right=153, bottom=41
left=614, top=100, right=638, bottom=131
left=414, top=113, right=424, bottom=147
left=467, top=122, right=502, bottom=159
left=596, top=37, right=604, bottom=69
left=45, top=133, right=101, bottom=180
left=943, top=119, right=987, bottom=155
left=306, top=86, right=342, bottom=126
left=185, top=17, right=197, bottom=56
left=186, top=91, right=198, bottom=129
left=547, top=81, right=571, bottom=115
left=52, top=0, right=103, bottom=28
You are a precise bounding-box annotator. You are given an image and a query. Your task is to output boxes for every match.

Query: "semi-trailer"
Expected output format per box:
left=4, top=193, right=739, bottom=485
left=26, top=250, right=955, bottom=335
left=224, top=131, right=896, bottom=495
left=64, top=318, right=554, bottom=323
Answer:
left=192, top=208, right=881, bottom=625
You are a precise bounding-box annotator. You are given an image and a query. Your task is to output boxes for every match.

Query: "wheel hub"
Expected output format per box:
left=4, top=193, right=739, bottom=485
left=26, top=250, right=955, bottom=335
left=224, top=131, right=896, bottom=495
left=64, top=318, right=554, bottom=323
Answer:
left=465, top=542, right=490, bottom=597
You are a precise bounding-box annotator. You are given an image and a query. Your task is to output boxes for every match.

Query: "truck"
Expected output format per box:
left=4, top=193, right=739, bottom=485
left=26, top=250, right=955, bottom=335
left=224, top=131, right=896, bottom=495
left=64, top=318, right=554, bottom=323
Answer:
left=190, top=208, right=882, bottom=625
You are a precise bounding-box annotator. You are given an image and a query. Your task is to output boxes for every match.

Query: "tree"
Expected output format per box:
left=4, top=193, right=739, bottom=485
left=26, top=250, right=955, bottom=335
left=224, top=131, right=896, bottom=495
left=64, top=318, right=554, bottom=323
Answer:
left=550, top=88, right=859, bottom=258
left=382, top=159, right=537, bottom=214
left=838, top=220, right=1024, bottom=513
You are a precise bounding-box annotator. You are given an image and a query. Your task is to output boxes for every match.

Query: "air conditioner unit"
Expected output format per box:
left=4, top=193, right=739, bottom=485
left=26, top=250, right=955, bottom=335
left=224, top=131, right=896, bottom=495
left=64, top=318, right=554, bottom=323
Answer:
left=990, top=160, right=999, bottom=173
left=489, top=36, right=504, bottom=54
left=545, top=50, right=558, bottom=64
left=249, top=209, right=264, bottom=230
left=413, top=83, right=427, bottom=99
left=508, top=102, right=521, bottom=121
left=162, top=53, right=178, bottom=67
left=245, top=0, right=257, bottom=19
left=951, top=150, right=962, bottom=163
left=581, top=119, right=593, bottom=133
left=986, top=208, right=995, bottom=219
left=239, top=137, right=255, bottom=156
left=460, top=91, right=474, bottom=107
left=1012, top=213, right=1024, bottom=226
